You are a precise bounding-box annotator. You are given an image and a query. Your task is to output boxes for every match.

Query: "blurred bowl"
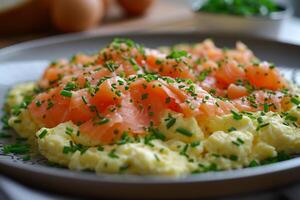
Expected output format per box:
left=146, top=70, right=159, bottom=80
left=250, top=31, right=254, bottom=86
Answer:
left=191, top=0, right=293, bottom=38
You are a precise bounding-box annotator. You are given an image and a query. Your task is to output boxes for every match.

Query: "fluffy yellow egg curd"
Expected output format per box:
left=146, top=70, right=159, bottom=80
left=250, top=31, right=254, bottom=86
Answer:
left=5, top=82, right=300, bottom=176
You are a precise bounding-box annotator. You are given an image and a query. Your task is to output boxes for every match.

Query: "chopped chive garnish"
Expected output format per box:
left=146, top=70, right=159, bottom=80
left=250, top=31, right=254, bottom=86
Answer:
left=291, top=97, right=300, bottom=105
left=60, top=90, right=72, bottom=97
left=81, top=96, right=88, bottom=104
left=165, top=97, right=171, bottom=104
left=228, top=127, right=237, bottom=132
left=166, top=50, right=188, bottom=60
left=96, top=118, right=110, bottom=125
left=108, top=149, right=119, bottom=159
left=14, top=119, right=21, bottom=123
left=151, top=128, right=166, bottom=141
left=65, top=127, right=73, bottom=135
left=237, top=137, right=244, bottom=144
left=47, top=101, right=54, bottom=110
left=164, top=114, right=176, bottom=129
left=249, top=160, right=259, bottom=167
left=119, top=165, right=129, bottom=172
left=97, top=146, right=104, bottom=151
left=104, top=61, right=119, bottom=72
left=285, top=115, right=298, bottom=122
left=176, top=127, right=193, bottom=137
left=141, top=93, right=148, bottom=100
left=64, top=82, right=76, bottom=91
left=232, top=141, right=240, bottom=146
left=154, top=154, right=160, bottom=162
left=231, top=110, right=243, bottom=120
left=35, top=100, right=42, bottom=107
left=166, top=118, right=176, bottom=129
left=191, top=141, right=200, bottom=147
left=38, top=129, right=48, bottom=139
left=180, top=144, right=189, bottom=157
left=62, top=141, right=87, bottom=154
left=229, top=155, right=238, bottom=161
left=257, top=116, right=263, bottom=124
left=197, top=69, right=211, bottom=82
left=256, top=123, right=270, bottom=131
left=129, top=58, right=140, bottom=71
left=263, top=103, right=269, bottom=112
left=3, top=143, right=30, bottom=154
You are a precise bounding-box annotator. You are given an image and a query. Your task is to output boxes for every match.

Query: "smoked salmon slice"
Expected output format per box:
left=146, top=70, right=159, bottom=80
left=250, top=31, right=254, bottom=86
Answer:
left=27, top=38, right=291, bottom=144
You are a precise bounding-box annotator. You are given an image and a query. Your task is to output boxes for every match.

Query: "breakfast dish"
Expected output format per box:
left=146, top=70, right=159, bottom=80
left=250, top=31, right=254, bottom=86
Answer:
left=4, top=38, right=300, bottom=176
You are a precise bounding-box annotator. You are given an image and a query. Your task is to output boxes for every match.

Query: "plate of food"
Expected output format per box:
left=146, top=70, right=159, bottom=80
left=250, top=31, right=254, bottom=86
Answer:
left=0, top=32, right=300, bottom=199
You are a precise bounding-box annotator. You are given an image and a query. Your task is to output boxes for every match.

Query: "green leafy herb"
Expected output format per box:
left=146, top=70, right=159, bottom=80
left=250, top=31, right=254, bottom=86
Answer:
left=164, top=114, right=176, bottom=129
left=166, top=50, right=188, bottom=60
left=38, top=129, right=48, bottom=139
left=180, top=144, right=189, bottom=157
left=81, top=96, right=88, bottom=104
left=291, top=97, right=300, bottom=105
left=129, top=58, right=140, bottom=71
left=229, top=154, right=238, bottom=161
left=176, top=127, right=193, bottom=137
left=260, top=151, right=290, bottom=165
left=3, top=143, right=30, bottom=154
left=95, top=118, right=110, bottom=125
left=256, top=122, right=270, bottom=131
left=108, top=149, right=119, bottom=159
left=97, top=146, right=104, bottom=151
left=190, top=141, right=200, bottom=147
left=263, top=103, right=269, bottom=112
left=64, top=82, right=76, bottom=91
left=60, top=90, right=72, bottom=97
left=141, top=93, right=148, bottom=100
left=249, top=160, right=259, bottom=167
left=117, top=132, right=132, bottom=145
left=65, top=127, right=73, bottom=135
left=104, top=61, right=119, bottom=72
left=151, top=128, right=166, bottom=141
left=231, top=110, right=243, bottom=120
left=197, top=69, right=211, bottom=82
left=63, top=141, right=87, bottom=155
left=199, top=0, right=280, bottom=17
left=228, top=127, right=237, bottom=132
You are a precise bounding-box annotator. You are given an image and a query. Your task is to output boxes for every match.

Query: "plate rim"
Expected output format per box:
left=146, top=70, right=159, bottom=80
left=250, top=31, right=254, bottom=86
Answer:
left=1, top=31, right=300, bottom=198
left=1, top=30, right=300, bottom=60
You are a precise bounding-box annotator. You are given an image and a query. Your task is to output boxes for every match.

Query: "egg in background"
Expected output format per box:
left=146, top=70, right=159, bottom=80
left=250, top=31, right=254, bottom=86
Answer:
left=51, top=0, right=105, bottom=32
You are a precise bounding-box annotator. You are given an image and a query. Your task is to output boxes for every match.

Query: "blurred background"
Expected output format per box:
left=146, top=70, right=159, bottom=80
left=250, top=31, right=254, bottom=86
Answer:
left=0, top=0, right=300, bottom=48
left=1, top=1, right=300, bottom=200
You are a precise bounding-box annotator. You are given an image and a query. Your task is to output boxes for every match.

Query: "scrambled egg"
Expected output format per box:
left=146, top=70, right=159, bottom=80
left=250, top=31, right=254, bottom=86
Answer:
left=6, top=83, right=300, bottom=176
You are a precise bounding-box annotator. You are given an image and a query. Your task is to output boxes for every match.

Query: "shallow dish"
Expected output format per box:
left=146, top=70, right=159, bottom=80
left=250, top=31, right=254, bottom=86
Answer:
left=0, top=32, right=300, bottom=199
left=191, top=0, right=293, bottom=38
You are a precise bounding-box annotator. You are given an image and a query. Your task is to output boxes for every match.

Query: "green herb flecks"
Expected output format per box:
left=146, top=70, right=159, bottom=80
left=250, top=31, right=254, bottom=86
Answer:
left=231, top=110, right=243, bottom=120
left=164, top=113, right=176, bottom=129
left=3, top=143, right=30, bottom=154
left=199, top=0, right=280, bottom=17
left=104, top=61, right=119, bottom=72
left=166, top=50, right=188, bottom=61
left=176, top=127, right=193, bottom=137
left=60, top=90, right=72, bottom=97
left=38, top=129, right=48, bottom=139
left=108, top=149, right=119, bottom=159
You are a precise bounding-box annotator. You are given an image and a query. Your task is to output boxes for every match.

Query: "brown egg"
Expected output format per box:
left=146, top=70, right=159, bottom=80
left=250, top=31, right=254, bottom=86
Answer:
left=102, top=0, right=111, bottom=15
left=117, top=0, right=155, bottom=16
left=51, top=0, right=104, bottom=32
